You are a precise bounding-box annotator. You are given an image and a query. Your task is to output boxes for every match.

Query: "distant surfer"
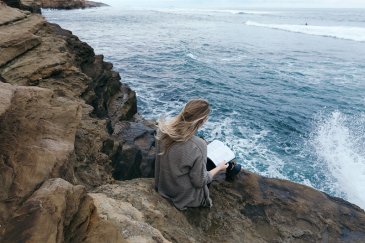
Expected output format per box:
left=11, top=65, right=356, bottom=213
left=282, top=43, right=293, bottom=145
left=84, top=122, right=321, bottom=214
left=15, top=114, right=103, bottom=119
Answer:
left=305, top=22, right=308, bottom=26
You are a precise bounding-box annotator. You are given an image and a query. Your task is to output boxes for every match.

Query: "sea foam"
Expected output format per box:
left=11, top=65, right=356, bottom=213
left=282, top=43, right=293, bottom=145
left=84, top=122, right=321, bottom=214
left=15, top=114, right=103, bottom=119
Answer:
left=245, top=21, right=365, bottom=42
left=312, top=111, right=365, bottom=209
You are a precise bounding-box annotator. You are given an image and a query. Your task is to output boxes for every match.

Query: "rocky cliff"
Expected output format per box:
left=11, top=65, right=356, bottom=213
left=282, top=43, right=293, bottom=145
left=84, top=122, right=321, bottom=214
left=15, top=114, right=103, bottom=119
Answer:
left=0, top=2, right=365, bottom=243
left=40, top=0, right=108, bottom=9
left=2, top=0, right=107, bottom=12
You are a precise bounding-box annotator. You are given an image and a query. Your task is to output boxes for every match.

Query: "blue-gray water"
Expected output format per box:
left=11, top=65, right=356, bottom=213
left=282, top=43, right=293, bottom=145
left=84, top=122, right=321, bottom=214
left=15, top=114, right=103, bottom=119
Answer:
left=44, top=7, right=365, bottom=208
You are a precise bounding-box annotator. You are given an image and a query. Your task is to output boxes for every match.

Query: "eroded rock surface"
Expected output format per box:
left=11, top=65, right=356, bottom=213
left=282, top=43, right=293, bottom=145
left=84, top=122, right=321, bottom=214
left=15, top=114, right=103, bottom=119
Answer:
left=92, top=173, right=365, bottom=243
left=1, top=178, right=126, bottom=243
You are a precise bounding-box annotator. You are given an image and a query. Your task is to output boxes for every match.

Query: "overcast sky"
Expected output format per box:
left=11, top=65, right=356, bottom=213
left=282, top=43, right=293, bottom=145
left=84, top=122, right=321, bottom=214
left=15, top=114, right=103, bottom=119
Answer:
left=100, top=0, right=365, bottom=8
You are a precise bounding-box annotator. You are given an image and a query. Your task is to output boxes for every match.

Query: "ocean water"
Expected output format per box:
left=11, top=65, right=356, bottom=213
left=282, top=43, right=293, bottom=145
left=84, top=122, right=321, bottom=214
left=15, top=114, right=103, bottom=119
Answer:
left=43, top=8, right=365, bottom=209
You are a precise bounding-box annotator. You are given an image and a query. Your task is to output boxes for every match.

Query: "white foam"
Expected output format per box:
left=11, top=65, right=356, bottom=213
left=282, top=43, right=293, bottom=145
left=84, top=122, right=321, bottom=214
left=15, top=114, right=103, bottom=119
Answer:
left=186, top=53, right=197, bottom=60
left=202, top=114, right=286, bottom=179
left=245, top=21, right=365, bottom=42
left=312, top=111, right=365, bottom=209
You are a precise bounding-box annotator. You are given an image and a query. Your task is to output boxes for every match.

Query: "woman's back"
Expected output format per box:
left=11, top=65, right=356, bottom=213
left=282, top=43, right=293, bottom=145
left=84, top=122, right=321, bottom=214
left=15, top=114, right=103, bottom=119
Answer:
left=155, top=135, right=213, bottom=210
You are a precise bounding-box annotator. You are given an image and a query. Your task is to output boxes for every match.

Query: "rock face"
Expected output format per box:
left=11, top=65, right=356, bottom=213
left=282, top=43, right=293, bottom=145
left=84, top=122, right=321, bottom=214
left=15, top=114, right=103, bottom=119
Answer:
left=1, top=2, right=365, bottom=243
left=0, top=82, right=81, bottom=225
left=0, top=4, right=150, bottom=241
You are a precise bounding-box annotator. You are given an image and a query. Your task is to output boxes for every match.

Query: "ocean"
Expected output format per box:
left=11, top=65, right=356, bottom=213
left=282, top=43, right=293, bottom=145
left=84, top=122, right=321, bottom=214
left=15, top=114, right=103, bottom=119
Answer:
left=43, top=7, right=365, bottom=209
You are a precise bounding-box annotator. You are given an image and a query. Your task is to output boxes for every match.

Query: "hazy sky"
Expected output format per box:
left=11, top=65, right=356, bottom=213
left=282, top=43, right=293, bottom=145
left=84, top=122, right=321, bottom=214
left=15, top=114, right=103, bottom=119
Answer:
left=101, top=0, right=365, bottom=8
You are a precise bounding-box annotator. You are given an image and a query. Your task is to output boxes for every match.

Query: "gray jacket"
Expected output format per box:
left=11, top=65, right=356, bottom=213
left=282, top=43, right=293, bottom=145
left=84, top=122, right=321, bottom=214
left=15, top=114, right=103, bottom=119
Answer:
left=155, top=135, right=213, bottom=210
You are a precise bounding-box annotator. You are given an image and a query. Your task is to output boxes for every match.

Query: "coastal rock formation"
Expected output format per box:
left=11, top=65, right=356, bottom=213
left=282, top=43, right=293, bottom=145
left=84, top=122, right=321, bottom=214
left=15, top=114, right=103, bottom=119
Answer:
left=40, top=0, right=108, bottom=9
left=0, top=82, right=81, bottom=226
left=92, top=173, right=365, bottom=242
left=1, top=2, right=365, bottom=243
left=2, top=0, right=41, bottom=13
left=1, top=178, right=125, bottom=243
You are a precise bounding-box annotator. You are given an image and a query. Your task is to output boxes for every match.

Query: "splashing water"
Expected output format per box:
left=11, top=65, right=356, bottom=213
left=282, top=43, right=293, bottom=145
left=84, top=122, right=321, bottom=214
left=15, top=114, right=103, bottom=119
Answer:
left=312, top=111, right=365, bottom=209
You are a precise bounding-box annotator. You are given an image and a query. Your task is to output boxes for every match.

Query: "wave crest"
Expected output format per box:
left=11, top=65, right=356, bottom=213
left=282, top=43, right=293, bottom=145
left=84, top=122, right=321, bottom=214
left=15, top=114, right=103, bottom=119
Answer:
left=245, top=21, right=365, bottom=42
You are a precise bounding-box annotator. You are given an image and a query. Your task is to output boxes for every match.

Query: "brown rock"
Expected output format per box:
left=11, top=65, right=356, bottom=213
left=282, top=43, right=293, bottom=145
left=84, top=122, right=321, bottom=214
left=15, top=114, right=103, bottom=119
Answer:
left=38, top=0, right=108, bottom=9
left=40, top=0, right=86, bottom=9
left=2, top=0, right=41, bottom=13
left=0, top=81, right=81, bottom=226
left=0, top=4, right=137, bottom=189
left=92, top=174, right=365, bottom=243
left=0, top=6, right=42, bottom=67
left=1, top=178, right=126, bottom=243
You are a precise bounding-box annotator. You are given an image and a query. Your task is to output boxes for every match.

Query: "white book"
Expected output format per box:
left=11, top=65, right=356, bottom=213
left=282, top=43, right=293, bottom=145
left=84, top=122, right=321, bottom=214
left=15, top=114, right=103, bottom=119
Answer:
left=207, top=140, right=235, bottom=166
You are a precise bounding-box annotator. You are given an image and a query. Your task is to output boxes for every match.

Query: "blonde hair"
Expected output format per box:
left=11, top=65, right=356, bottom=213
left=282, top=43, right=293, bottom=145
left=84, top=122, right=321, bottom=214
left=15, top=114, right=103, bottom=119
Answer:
left=157, top=99, right=210, bottom=154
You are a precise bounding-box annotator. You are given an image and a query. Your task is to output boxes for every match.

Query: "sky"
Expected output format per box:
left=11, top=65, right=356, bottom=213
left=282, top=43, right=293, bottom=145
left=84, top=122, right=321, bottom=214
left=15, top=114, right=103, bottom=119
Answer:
left=100, top=0, right=365, bottom=8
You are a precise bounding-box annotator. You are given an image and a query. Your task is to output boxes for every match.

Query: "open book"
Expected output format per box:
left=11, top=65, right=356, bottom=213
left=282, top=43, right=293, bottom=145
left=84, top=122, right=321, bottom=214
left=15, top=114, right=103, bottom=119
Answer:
left=207, top=140, right=235, bottom=166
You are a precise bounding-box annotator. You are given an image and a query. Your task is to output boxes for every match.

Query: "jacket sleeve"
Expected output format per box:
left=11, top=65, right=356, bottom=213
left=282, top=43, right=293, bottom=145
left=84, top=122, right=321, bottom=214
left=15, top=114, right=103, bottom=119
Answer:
left=188, top=148, right=213, bottom=188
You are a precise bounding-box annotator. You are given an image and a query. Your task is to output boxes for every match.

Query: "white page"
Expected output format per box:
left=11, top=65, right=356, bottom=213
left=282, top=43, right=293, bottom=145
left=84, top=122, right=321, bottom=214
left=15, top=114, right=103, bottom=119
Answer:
left=207, top=140, right=235, bottom=166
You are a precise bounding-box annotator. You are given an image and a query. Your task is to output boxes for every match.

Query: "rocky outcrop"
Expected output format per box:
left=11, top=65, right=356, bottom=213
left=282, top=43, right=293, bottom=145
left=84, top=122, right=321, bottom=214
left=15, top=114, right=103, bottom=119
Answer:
left=1, top=178, right=126, bottom=243
left=91, top=173, right=365, bottom=242
left=2, top=0, right=41, bottom=13
left=1, top=2, right=365, bottom=243
left=0, top=3, right=143, bottom=189
left=0, top=4, right=150, bottom=240
left=0, top=82, right=81, bottom=226
left=40, top=0, right=108, bottom=9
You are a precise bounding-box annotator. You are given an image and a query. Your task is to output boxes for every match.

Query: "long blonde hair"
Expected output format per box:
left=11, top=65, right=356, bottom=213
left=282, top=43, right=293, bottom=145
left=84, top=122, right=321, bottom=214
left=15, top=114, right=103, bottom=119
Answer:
left=157, top=99, right=210, bottom=154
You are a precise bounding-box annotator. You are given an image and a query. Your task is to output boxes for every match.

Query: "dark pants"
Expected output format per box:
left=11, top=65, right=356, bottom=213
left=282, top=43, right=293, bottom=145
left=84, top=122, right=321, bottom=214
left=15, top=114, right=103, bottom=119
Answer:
left=206, top=158, right=216, bottom=188
left=206, top=158, right=216, bottom=171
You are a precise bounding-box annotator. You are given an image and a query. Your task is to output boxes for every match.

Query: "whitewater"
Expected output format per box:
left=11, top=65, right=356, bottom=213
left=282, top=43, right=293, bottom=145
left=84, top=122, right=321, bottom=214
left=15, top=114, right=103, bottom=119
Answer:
left=246, top=21, right=365, bottom=42
left=43, top=7, right=365, bottom=209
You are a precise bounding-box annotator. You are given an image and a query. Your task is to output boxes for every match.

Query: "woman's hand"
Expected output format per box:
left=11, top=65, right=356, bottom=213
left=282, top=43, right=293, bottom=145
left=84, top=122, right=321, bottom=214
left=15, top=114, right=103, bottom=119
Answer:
left=216, top=160, right=229, bottom=172
left=208, top=160, right=229, bottom=178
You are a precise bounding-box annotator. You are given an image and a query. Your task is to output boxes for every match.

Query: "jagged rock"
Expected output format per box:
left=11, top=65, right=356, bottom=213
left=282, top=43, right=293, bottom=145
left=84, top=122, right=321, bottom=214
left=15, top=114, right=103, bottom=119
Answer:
left=0, top=8, right=42, bottom=66
left=0, top=81, right=81, bottom=229
left=92, top=174, right=365, bottom=243
left=1, top=178, right=125, bottom=243
left=111, top=121, right=156, bottom=180
left=0, top=4, right=137, bottom=189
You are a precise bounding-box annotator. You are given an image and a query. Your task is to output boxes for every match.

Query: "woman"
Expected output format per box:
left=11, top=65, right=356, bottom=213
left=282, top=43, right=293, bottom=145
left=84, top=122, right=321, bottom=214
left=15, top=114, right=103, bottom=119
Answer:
left=155, top=99, right=228, bottom=210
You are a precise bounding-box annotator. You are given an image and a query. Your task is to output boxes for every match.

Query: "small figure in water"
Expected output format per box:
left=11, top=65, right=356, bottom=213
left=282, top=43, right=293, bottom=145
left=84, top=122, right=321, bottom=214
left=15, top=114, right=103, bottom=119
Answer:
left=305, top=22, right=308, bottom=26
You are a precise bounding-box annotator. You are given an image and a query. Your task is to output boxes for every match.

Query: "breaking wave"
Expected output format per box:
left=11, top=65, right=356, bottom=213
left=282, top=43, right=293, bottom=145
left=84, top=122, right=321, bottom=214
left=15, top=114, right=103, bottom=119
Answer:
left=312, top=111, right=365, bottom=209
left=245, top=21, right=365, bottom=42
